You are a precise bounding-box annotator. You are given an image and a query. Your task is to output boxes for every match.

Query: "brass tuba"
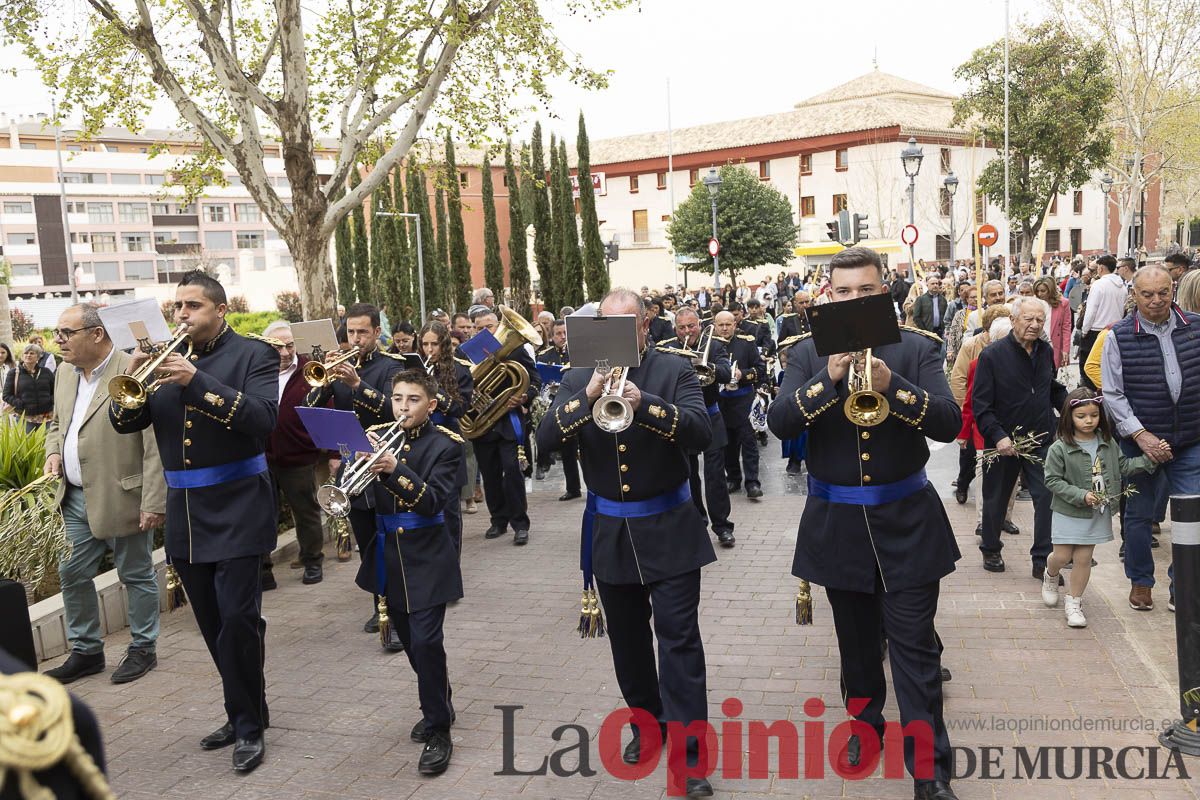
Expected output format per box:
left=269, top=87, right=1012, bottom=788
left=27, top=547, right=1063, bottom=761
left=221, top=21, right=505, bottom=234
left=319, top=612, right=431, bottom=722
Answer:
left=109, top=326, right=193, bottom=409
left=459, top=306, right=543, bottom=440
left=843, top=348, right=889, bottom=427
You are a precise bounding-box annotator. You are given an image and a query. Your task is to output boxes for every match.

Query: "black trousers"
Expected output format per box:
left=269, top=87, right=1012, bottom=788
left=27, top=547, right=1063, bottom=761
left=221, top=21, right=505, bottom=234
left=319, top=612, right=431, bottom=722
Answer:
left=174, top=555, right=268, bottom=740
left=721, top=395, right=758, bottom=485
left=444, top=495, right=462, bottom=556
left=270, top=462, right=324, bottom=565
left=597, top=569, right=707, bottom=759
left=980, top=449, right=1052, bottom=567
left=349, top=506, right=380, bottom=610
left=826, top=580, right=951, bottom=785
left=537, top=440, right=581, bottom=495
left=956, top=441, right=976, bottom=492
left=1078, top=330, right=1100, bottom=391
left=689, top=447, right=732, bottom=535
left=389, top=603, right=454, bottom=735
left=475, top=437, right=529, bottom=531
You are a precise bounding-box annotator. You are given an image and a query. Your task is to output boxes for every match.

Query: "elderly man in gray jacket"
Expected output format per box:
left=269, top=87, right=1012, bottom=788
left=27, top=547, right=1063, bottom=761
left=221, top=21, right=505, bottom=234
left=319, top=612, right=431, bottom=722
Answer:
left=42, top=303, right=167, bottom=684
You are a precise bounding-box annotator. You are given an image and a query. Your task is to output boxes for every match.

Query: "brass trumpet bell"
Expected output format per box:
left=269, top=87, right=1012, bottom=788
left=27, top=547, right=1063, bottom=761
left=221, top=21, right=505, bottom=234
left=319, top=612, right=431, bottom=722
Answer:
left=843, top=347, right=889, bottom=427
left=303, top=346, right=362, bottom=388
left=593, top=366, right=633, bottom=433
left=108, top=328, right=193, bottom=409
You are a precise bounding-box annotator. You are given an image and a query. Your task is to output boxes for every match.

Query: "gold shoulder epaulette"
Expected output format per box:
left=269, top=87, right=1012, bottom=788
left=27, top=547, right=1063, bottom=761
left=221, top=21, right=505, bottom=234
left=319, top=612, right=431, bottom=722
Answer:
left=776, top=312, right=796, bottom=320
left=737, top=333, right=757, bottom=341
left=380, top=351, right=409, bottom=362
left=901, top=325, right=944, bottom=344
left=655, top=344, right=694, bottom=358
left=436, top=424, right=464, bottom=443
left=366, top=422, right=392, bottom=432
left=712, top=334, right=731, bottom=343
left=777, top=333, right=812, bottom=350
left=243, top=332, right=283, bottom=348
left=537, top=344, right=553, bottom=355
left=454, top=356, right=473, bottom=367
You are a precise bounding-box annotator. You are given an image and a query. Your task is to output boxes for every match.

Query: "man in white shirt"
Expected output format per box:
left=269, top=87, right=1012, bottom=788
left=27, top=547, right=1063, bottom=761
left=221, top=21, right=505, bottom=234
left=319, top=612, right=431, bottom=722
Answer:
left=1079, top=254, right=1128, bottom=390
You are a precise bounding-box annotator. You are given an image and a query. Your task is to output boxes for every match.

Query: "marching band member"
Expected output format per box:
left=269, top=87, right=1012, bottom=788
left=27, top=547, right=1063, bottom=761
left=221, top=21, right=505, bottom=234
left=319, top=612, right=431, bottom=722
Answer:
left=714, top=311, right=766, bottom=499
left=419, top=320, right=473, bottom=554
left=109, top=271, right=278, bottom=773
left=775, top=291, right=813, bottom=341
left=536, top=319, right=581, bottom=500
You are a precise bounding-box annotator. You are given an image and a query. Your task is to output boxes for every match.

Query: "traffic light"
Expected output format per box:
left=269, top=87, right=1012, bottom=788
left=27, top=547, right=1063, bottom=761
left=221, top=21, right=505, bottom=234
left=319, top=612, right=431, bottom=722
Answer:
left=605, top=239, right=620, bottom=263
left=825, top=221, right=840, bottom=242
left=837, top=209, right=851, bottom=243
left=852, top=213, right=869, bottom=244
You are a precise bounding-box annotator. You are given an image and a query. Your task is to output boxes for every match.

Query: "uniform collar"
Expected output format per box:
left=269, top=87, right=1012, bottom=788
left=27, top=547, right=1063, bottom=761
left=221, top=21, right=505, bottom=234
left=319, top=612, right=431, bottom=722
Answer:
left=200, top=322, right=231, bottom=353
left=360, top=348, right=377, bottom=364
left=408, top=418, right=432, bottom=439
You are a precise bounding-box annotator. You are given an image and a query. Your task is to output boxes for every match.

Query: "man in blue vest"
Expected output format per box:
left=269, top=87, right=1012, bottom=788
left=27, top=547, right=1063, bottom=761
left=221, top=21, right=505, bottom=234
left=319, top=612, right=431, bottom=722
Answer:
left=1102, top=265, right=1200, bottom=612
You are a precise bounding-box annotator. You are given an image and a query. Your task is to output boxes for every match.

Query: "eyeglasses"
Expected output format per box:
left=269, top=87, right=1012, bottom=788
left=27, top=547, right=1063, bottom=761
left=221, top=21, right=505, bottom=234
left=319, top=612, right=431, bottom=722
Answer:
left=52, top=325, right=101, bottom=342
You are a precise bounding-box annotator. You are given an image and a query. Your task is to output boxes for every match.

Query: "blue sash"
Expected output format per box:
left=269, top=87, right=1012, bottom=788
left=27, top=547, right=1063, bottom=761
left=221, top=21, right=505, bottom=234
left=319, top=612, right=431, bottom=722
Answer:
left=163, top=454, right=267, bottom=489
left=719, top=385, right=753, bottom=399
left=580, top=482, right=691, bottom=589
left=508, top=410, right=523, bottom=440
left=375, top=511, right=446, bottom=598
left=706, top=402, right=720, bottom=416
left=807, top=469, right=928, bottom=506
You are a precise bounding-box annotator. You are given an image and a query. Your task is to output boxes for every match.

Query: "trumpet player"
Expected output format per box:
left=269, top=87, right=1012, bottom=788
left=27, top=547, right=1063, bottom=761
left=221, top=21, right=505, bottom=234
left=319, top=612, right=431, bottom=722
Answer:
left=714, top=311, right=766, bottom=499
left=767, top=247, right=962, bottom=800
left=357, top=370, right=463, bottom=776
left=109, top=271, right=279, bottom=774
left=666, top=308, right=736, bottom=547
left=304, top=302, right=406, bottom=638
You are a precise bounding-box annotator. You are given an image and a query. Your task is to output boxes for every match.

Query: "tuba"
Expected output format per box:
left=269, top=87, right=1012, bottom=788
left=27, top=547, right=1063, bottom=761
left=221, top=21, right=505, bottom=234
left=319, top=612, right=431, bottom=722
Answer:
left=843, top=348, right=890, bottom=427
left=459, top=306, right=543, bottom=440
left=109, top=326, right=193, bottom=409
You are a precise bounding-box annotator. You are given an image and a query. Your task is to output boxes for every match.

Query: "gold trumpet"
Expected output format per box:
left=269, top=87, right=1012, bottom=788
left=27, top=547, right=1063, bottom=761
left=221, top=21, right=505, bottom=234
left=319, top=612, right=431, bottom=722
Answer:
left=303, top=346, right=362, bottom=388
left=843, top=348, right=889, bottom=427
left=109, top=326, right=193, bottom=409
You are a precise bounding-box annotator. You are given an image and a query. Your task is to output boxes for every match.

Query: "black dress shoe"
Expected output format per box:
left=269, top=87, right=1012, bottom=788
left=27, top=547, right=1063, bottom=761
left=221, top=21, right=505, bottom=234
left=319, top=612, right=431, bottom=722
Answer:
left=726, top=480, right=741, bottom=494
left=982, top=553, right=1005, bottom=572
left=261, top=570, right=277, bottom=591
left=558, top=491, right=582, bottom=501
left=535, top=466, right=547, bottom=480
left=975, top=523, right=982, bottom=537
left=513, top=529, right=529, bottom=546
left=914, top=779, right=959, bottom=799
left=686, top=777, right=714, bottom=797
left=484, top=524, right=506, bottom=539
left=1152, top=535, right=1161, bottom=549
left=383, top=626, right=405, bottom=653
left=418, top=730, right=453, bottom=775
left=1001, top=520, right=1020, bottom=535
left=44, top=650, right=105, bottom=684
left=411, top=711, right=457, bottom=743
left=364, top=611, right=380, bottom=633
left=954, top=489, right=968, bottom=505
left=716, top=530, right=736, bottom=548
left=110, top=648, right=156, bottom=684
left=745, top=482, right=763, bottom=499
left=939, top=666, right=952, bottom=682
left=844, top=733, right=862, bottom=767
left=786, top=460, right=803, bottom=474
left=232, top=737, right=265, bottom=772
left=200, top=722, right=236, bottom=750
left=302, top=564, right=323, bottom=584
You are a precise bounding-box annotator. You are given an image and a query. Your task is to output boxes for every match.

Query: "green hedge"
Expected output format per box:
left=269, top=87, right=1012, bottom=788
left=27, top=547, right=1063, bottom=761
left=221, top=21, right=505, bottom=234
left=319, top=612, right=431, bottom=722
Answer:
left=0, top=416, right=46, bottom=490
left=226, top=311, right=282, bottom=336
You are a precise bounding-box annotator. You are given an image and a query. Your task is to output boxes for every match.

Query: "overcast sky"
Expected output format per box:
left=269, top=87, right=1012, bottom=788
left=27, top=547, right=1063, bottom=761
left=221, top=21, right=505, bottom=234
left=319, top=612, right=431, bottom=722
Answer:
left=0, top=0, right=1044, bottom=144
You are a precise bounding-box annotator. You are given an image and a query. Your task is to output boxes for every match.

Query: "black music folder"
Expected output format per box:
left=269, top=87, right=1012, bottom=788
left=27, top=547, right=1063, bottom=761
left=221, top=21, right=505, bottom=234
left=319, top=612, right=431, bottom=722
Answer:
left=807, top=293, right=901, bottom=357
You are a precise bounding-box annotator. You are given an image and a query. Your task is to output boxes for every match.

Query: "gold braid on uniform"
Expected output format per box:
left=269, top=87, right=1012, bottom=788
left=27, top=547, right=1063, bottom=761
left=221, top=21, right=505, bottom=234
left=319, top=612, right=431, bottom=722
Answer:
left=0, top=672, right=117, bottom=800
left=900, top=324, right=943, bottom=344
left=242, top=332, right=284, bottom=348
left=776, top=332, right=811, bottom=351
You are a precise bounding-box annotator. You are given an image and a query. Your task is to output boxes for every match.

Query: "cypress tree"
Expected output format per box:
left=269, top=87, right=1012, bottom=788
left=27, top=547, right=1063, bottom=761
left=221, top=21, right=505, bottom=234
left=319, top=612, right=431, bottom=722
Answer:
left=530, top=124, right=555, bottom=317
left=406, top=164, right=438, bottom=321
left=368, top=185, right=387, bottom=307
left=505, top=140, right=531, bottom=318
left=334, top=190, right=355, bottom=306
left=576, top=112, right=609, bottom=301
left=558, top=139, right=584, bottom=307
left=434, top=186, right=451, bottom=313
left=546, top=132, right=563, bottom=314
left=519, top=142, right=536, bottom=229
left=481, top=154, right=504, bottom=298
left=350, top=169, right=370, bottom=304
left=444, top=133, right=472, bottom=311
left=392, top=169, right=413, bottom=321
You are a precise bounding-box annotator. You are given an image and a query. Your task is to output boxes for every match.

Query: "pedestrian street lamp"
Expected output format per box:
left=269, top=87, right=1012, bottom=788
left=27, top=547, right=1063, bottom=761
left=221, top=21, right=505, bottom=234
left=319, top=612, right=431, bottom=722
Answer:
left=943, top=169, right=959, bottom=264
left=1100, top=172, right=1114, bottom=253
left=702, top=167, right=722, bottom=290
left=901, top=137, right=924, bottom=271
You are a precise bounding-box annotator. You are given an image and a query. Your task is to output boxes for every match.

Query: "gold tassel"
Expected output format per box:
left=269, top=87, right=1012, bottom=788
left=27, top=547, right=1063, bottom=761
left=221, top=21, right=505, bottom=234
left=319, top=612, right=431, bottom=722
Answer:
left=578, top=589, right=605, bottom=639
left=517, top=444, right=529, bottom=472
left=795, top=580, right=813, bottom=626
left=377, top=597, right=390, bottom=648
left=577, top=590, right=590, bottom=637
left=335, top=518, right=353, bottom=562
left=165, top=564, right=187, bottom=612
left=588, top=589, right=606, bottom=638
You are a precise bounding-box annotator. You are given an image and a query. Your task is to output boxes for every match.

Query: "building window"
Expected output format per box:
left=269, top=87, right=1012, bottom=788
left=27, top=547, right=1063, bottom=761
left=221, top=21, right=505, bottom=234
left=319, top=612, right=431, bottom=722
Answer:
left=832, top=194, right=848, bottom=213
left=632, top=210, right=649, bottom=244
left=629, top=174, right=639, bottom=194
left=93, top=261, right=119, bottom=282
left=940, top=148, right=951, bottom=174
left=835, top=149, right=849, bottom=171
left=236, top=231, right=264, bottom=249
left=124, top=260, right=154, bottom=280
left=122, top=233, right=151, bottom=252
left=939, top=188, right=952, bottom=217
left=2, top=201, right=33, bottom=214
left=90, top=233, right=117, bottom=253
left=10, top=262, right=39, bottom=278
left=800, top=154, right=812, bottom=175
left=661, top=214, right=672, bottom=222
left=176, top=230, right=199, bottom=244
left=1045, top=229, right=1061, bottom=252
left=1073, top=190, right=1083, bottom=215
left=758, top=161, right=771, bottom=180
left=111, top=173, right=141, bottom=185
left=87, top=203, right=113, bottom=224
left=145, top=174, right=166, bottom=185
left=225, top=174, right=243, bottom=187
left=66, top=201, right=86, bottom=214
left=459, top=171, right=469, bottom=188
left=204, top=231, right=234, bottom=250
left=688, top=168, right=699, bottom=187
left=19, top=142, right=36, bottom=151
left=205, top=204, right=229, bottom=223
left=656, top=172, right=667, bottom=190
left=801, top=196, right=815, bottom=217
left=61, top=172, right=104, bottom=184
left=118, top=203, right=150, bottom=223
left=935, top=234, right=952, bottom=261
left=1049, top=195, right=1058, bottom=215
left=7, top=232, right=35, bottom=245
left=1070, top=228, right=1082, bottom=255
left=234, top=203, right=261, bottom=223
left=974, top=191, right=986, bottom=224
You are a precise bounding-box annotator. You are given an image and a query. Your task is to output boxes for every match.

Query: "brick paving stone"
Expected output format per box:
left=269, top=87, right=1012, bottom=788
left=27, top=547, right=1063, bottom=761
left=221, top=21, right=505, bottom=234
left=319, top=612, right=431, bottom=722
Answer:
left=47, top=440, right=1200, bottom=798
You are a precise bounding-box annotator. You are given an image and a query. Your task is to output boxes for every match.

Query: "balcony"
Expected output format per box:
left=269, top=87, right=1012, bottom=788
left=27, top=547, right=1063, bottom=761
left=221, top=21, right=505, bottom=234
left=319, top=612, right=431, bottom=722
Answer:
left=155, top=242, right=202, bottom=255
left=3, top=243, right=40, bottom=257
left=152, top=214, right=200, bottom=227
left=612, top=230, right=668, bottom=250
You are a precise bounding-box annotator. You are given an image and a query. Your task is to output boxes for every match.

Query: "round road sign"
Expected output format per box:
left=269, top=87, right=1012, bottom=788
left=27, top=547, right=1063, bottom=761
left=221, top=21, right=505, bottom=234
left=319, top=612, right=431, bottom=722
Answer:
left=976, top=224, right=999, bottom=248
left=708, top=237, right=720, bottom=257
left=900, top=224, right=919, bottom=246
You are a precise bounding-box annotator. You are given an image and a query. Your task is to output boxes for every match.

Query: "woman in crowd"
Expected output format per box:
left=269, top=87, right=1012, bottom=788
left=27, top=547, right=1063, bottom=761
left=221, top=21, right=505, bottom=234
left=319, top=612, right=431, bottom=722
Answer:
left=390, top=321, right=416, bottom=354
left=735, top=278, right=751, bottom=305
left=1034, top=276, right=1072, bottom=368
left=3, top=343, right=54, bottom=431
left=419, top=320, right=473, bottom=554
left=0, top=343, right=15, bottom=415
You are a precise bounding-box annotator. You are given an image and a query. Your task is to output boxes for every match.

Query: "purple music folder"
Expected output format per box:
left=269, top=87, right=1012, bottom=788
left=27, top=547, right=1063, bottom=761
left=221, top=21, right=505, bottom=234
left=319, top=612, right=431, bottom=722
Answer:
left=459, top=329, right=501, bottom=365
left=295, top=407, right=374, bottom=459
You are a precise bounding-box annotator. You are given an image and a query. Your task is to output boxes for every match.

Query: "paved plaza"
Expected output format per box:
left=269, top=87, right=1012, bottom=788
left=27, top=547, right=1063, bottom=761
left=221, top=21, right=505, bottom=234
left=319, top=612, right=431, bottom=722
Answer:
left=53, top=440, right=1200, bottom=799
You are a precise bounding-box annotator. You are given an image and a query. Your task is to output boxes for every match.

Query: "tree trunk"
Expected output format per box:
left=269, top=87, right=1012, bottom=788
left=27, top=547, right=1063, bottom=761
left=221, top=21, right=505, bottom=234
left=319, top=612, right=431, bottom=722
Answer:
left=0, top=281, right=12, bottom=347
left=290, top=231, right=337, bottom=321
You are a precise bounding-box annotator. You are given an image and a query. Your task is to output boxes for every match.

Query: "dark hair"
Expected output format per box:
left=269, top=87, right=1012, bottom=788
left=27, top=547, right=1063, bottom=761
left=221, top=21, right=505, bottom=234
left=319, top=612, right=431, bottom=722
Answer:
left=392, top=320, right=415, bottom=337
left=1056, top=387, right=1112, bottom=446
left=0, top=342, right=12, bottom=367
left=1095, top=254, right=1117, bottom=272
left=470, top=306, right=498, bottom=323
left=1166, top=252, right=1191, bottom=268
left=345, top=302, right=380, bottom=328
left=178, top=269, right=227, bottom=305
left=727, top=301, right=744, bottom=314
left=746, top=298, right=762, bottom=308
left=1118, top=257, right=1137, bottom=272
left=417, top=321, right=460, bottom=404
left=391, top=369, right=439, bottom=400
left=451, top=312, right=469, bottom=325
left=552, top=318, right=566, bottom=328
left=828, top=246, right=883, bottom=276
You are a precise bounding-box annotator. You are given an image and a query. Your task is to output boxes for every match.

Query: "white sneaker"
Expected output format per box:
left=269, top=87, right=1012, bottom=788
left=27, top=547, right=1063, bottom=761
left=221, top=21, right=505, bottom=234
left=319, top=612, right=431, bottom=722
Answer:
left=1041, top=569, right=1060, bottom=607
left=1065, top=595, right=1087, bottom=627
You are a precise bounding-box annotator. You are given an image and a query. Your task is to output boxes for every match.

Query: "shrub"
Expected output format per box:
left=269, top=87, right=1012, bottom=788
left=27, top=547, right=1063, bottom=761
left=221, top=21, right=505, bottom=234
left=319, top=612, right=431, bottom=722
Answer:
left=227, top=295, right=251, bottom=313
left=10, top=308, right=33, bottom=341
left=161, top=298, right=175, bottom=325
left=275, top=291, right=303, bottom=323
left=0, top=415, right=46, bottom=490
left=227, top=311, right=281, bottom=336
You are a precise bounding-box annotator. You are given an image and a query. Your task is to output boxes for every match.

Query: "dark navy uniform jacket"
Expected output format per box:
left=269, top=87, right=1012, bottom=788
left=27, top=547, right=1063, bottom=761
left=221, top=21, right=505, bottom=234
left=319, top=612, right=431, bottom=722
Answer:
left=355, top=420, right=464, bottom=611
left=303, top=347, right=405, bottom=428
left=767, top=327, right=962, bottom=593
left=739, top=318, right=774, bottom=356
left=537, top=344, right=569, bottom=368
left=535, top=346, right=716, bottom=585
left=110, top=323, right=278, bottom=563
left=476, top=345, right=541, bottom=442
left=722, top=334, right=767, bottom=393
left=649, top=315, right=675, bottom=344
left=776, top=311, right=811, bottom=342
left=661, top=335, right=732, bottom=451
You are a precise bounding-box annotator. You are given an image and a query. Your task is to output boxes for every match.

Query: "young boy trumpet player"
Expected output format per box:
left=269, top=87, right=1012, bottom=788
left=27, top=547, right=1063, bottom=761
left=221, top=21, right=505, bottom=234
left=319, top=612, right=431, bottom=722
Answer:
left=358, top=369, right=463, bottom=776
